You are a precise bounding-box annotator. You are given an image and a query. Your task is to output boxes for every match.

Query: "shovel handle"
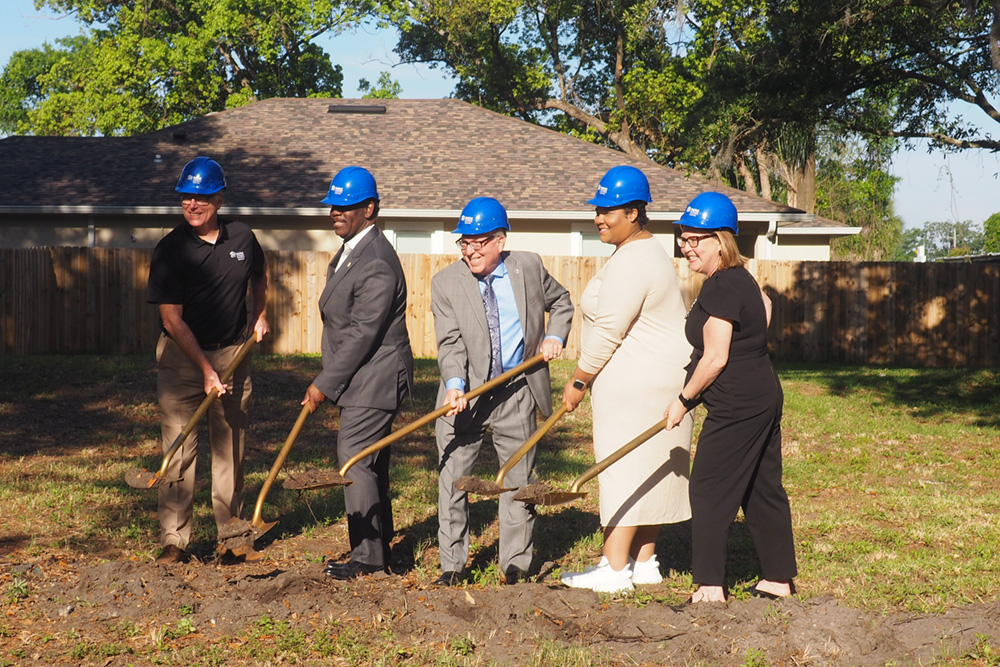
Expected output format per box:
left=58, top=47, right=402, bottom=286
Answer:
left=154, top=337, right=257, bottom=481
left=337, top=352, right=547, bottom=477
left=495, top=403, right=568, bottom=487
left=568, top=418, right=668, bottom=494
left=250, top=404, right=311, bottom=526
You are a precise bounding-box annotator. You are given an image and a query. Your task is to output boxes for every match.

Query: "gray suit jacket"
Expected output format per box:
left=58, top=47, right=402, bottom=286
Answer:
left=431, top=251, right=574, bottom=417
left=315, top=227, right=414, bottom=410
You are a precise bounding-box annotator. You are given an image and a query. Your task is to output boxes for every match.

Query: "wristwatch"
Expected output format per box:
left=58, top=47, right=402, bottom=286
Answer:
left=572, top=378, right=588, bottom=391
left=678, top=392, right=699, bottom=410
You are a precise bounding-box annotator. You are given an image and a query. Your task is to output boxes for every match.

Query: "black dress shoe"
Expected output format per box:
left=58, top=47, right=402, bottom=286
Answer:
left=323, top=560, right=384, bottom=580
left=503, top=568, right=527, bottom=585
left=434, top=571, right=463, bottom=587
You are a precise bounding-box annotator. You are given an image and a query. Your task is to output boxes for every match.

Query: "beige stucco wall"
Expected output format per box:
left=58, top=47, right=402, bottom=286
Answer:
left=761, top=234, right=833, bottom=261
left=0, top=213, right=843, bottom=261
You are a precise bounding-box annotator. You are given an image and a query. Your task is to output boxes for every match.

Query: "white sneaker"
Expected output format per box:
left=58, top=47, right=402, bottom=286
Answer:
left=560, top=559, right=634, bottom=593
left=630, top=556, right=663, bottom=585
left=559, top=556, right=609, bottom=587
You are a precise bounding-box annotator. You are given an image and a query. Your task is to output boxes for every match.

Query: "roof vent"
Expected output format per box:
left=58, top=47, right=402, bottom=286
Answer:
left=172, top=131, right=187, bottom=142
left=327, top=104, right=386, bottom=115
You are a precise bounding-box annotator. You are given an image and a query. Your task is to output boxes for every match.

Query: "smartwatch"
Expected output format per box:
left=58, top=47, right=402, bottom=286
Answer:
left=572, top=378, right=588, bottom=391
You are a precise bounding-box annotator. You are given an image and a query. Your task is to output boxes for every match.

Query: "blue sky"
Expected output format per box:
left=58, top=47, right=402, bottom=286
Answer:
left=3, top=0, right=999, bottom=229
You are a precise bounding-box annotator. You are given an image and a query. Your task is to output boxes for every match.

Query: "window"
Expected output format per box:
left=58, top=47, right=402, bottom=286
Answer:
left=394, top=231, right=432, bottom=254
left=580, top=231, right=613, bottom=257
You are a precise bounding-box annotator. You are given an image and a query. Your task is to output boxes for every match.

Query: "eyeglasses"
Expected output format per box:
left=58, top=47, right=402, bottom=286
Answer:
left=181, top=195, right=218, bottom=206
left=676, top=233, right=717, bottom=249
left=456, top=235, right=497, bottom=252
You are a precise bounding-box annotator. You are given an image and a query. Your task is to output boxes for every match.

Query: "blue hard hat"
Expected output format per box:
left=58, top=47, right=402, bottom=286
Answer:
left=322, top=166, right=380, bottom=206
left=587, top=165, right=653, bottom=207
left=453, top=197, right=511, bottom=235
left=175, top=157, right=226, bottom=195
left=674, top=192, right=739, bottom=233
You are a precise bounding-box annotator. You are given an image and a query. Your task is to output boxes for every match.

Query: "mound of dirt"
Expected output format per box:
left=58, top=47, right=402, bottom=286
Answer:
left=6, top=541, right=1000, bottom=666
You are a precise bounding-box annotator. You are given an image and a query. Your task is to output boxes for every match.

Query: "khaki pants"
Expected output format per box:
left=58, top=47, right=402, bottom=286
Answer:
left=156, top=334, right=252, bottom=549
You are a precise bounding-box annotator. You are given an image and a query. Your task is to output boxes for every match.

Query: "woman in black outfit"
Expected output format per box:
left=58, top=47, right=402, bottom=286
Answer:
left=664, top=192, right=796, bottom=603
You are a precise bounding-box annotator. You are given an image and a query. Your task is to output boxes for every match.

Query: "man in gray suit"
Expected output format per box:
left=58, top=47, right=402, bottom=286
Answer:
left=431, top=197, right=574, bottom=586
left=302, top=166, right=414, bottom=579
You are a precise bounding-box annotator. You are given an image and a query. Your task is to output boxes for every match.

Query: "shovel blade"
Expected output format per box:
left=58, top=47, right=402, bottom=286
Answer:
left=512, top=484, right=587, bottom=507
left=453, top=476, right=518, bottom=496
left=282, top=468, right=352, bottom=490
left=251, top=518, right=278, bottom=540
left=124, top=469, right=180, bottom=490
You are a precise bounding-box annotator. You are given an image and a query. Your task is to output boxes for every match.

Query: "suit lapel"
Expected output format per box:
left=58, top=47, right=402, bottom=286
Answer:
left=319, top=227, right=380, bottom=311
left=459, top=262, right=489, bottom=335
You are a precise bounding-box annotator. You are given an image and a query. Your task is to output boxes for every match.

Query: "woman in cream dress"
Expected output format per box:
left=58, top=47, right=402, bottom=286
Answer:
left=560, top=166, right=694, bottom=593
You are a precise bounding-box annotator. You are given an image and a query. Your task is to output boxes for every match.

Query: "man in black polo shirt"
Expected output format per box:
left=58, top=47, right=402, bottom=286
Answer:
left=146, top=156, right=269, bottom=564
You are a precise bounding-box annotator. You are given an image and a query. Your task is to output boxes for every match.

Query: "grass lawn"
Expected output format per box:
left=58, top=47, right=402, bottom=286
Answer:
left=1, top=355, right=999, bottom=616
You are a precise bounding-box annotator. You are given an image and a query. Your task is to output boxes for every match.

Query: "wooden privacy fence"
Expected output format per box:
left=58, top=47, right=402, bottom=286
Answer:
left=2, top=247, right=999, bottom=366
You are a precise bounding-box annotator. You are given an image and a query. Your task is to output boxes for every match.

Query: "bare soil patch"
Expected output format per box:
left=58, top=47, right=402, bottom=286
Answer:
left=5, top=527, right=1000, bottom=666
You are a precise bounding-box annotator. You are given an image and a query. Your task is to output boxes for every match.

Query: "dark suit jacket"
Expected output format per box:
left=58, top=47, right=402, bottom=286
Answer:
left=431, top=250, right=574, bottom=417
left=315, top=227, right=413, bottom=410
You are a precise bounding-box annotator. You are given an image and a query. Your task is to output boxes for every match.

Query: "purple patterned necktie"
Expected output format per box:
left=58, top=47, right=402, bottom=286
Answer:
left=483, top=275, right=502, bottom=380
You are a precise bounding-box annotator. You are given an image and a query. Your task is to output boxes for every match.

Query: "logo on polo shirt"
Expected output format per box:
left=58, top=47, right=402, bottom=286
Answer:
left=230, top=251, right=246, bottom=261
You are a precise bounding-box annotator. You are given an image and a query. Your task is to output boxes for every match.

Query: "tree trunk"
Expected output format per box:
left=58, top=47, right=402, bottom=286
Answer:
left=756, top=145, right=773, bottom=202
left=735, top=154, right=757, bottom=195
left=782, top=152, right=817, bottom=213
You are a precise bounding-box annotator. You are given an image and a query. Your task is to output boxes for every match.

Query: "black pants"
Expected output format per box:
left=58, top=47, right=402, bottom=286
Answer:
left=337, top=406, right=397, bottom=568
left=689, top=399, right=797, bottom=586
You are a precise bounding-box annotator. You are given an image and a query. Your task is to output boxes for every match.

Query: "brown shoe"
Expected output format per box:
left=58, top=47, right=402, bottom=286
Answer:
left=155, top=544, right=187, bottom=564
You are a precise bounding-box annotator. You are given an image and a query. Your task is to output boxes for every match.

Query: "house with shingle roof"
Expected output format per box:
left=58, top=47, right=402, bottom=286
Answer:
left=0, top=98, right=858, bottom=259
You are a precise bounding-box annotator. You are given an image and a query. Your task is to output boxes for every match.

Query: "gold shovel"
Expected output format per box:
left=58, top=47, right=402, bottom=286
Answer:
left=217, top=403, right=311, bottom=554
left=454, top=403, right=569, bottom=496
left=512, top=417, right=668, bottom=506
left=125, top=337, right=256, bottom=490
left=282, top=353, right=548, bottom=490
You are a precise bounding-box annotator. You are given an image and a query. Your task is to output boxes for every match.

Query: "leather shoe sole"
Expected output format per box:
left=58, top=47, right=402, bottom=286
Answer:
left=323, top=561, right=384, bottom=580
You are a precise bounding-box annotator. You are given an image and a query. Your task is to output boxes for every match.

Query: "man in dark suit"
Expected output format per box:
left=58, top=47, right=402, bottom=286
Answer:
left=431, top=197, right=574, bottom=586
left=302, top=166, right=414, bottom=579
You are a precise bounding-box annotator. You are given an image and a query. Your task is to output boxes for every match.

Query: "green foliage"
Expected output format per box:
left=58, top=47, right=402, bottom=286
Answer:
left=741, top=647, right=772, bottom=667
left=4, top=577, right=29, bottom=605
left=384, top=0, right=916, bottom=216
left=449, top=634, right=476, bottom=657
left=0, top=41, right=79, bottom=134
left=984, top=212, right=1000, bottom=253
left=964, top=634, right=1000, bottom=666
left=388, top=0, right=689, bottom=160
left=359, top=71, right=402, bottom=99
left=169, top=617, right=196, bottom=638
left=3, top=0, right=360, bottom=135
left=820, top=132, right=903, bottom=260
left=893, top=220, right=984, bottom=261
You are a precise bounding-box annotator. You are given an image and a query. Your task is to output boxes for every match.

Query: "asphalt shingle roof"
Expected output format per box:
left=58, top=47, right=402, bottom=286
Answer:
left=0, top=98, right=831, bottom=220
